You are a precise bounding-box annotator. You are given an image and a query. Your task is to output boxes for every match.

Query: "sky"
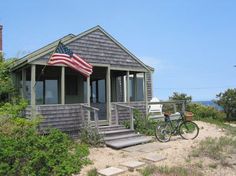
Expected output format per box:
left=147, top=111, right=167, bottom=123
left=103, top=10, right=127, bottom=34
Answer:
left=1, top=0, right=236, bottom=101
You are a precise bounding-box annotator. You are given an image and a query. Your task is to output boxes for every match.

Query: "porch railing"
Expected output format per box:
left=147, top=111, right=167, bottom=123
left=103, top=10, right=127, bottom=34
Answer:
left=112, top=103, right=135, bottom=130
left=148, top=100, right=186, bottom=113
left=80, top=104, right=99, bottom=128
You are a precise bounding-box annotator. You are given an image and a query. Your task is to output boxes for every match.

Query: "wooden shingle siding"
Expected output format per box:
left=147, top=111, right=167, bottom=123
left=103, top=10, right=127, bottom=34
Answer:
left=26, top=104, right=87, bottom=134
left=31, top=28, right=151, bottom=72
left=146, top=72, right=152, bottom=101
left=67, top=29, right=145, bottom=70
left=111, top=101, right=147, bottom=125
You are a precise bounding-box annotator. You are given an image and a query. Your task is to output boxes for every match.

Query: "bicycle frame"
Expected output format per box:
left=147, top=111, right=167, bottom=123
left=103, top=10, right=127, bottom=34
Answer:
left=164, top=115, right=184, bottom=135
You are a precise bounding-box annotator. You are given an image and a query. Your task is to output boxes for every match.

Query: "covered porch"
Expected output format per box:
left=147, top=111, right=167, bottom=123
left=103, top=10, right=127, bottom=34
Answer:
left=15, top=64, right=149, bottom=130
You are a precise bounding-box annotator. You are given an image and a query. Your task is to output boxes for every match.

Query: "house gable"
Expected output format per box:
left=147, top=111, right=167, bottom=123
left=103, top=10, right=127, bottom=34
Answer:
left=12, top=26, right=151, bottom=72
left=67, top=28, right=149, bottom=71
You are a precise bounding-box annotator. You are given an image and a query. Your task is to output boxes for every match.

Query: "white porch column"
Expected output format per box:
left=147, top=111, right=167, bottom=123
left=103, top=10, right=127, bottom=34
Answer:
left=30, top=65, right=36, bottom=106
left=86, top=76, right=90, bottom=106
left=126, top=71, right=130, bottom=103
left=21, top=68, right=26, bottom=99
left=30, top=65, right=36, bottom=116
left=133, top=73, right=137, bottom=101
left=106, top=66, right=111, bottom=125
left=61, top=66, right=65, bottom=104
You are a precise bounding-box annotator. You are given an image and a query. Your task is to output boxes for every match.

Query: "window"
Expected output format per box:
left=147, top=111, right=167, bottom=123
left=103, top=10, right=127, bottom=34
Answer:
left=136, top=76, right=144, bottom=101
left=45, top=80, right=58, bottom=104
left=65, top=76, right=78, bottom=95
left=128, top=73, right=144, bottom=101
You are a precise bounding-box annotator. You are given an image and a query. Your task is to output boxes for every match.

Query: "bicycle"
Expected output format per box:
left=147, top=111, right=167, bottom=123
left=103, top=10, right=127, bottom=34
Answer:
left=155, top=112, right=199, bottom=142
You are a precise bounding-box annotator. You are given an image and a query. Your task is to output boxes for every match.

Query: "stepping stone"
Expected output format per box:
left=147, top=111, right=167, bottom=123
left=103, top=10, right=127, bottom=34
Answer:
left=138, top=144, right=171, bottom=153
left=143, top=154, right=166, bottom=162
left=98, top=167, right=126, bottom=176
left=121, top=161, right=145, bottom=171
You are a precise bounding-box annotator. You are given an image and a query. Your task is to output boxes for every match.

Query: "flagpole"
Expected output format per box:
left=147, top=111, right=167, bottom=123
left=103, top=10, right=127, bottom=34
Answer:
left=34, top=40, right=61, bottom=88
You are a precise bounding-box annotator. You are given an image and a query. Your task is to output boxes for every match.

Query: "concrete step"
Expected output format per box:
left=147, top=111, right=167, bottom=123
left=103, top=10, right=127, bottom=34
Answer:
left=105, top=136, right=152, bottom=149
left=99, top=129, right=134, bottom=137
left=98, top=167, right=127, bottom=176
left=104, top=133, right=142, bottom=141
left=121, top=161, right=146, bottom=171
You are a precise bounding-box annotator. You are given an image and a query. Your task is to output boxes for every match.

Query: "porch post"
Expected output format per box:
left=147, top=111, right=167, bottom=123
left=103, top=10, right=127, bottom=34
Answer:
left=133, top=73, right=137, bottom=100
left=61, top=66, right=65, bottom=104
left=126, top=71, right=130, bottom=103
left=144, top=72, right=148, bottom=115
left=21, top=68, right=26, bottom=98
left=30, top=64, right=36, bottom=116
left=86, top=76, right=90, bottom=106
left=86, top=76, right=91, bottom=123
left=106, top=66, right=111, bottom=125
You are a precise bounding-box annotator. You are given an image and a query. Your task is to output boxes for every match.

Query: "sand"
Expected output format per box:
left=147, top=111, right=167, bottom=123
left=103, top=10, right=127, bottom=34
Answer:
left=79, top=121, right=235, bottom=176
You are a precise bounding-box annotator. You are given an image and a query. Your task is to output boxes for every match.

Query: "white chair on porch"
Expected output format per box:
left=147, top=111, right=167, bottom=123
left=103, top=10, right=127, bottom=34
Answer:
left=148, top=97, right=163, bottom=120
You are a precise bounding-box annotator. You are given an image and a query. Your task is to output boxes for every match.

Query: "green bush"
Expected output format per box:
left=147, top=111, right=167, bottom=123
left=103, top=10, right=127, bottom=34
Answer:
left=124, top=109, right=157, bottom=136
left=0, top=58, right=16, bottom=102
left=0, top=117, right=90, bottom=176
left=0, top=99, right=27, bottom=118
left=187, top=103, right=225, bottom=122
left=80, top=122, right=104, bottom=147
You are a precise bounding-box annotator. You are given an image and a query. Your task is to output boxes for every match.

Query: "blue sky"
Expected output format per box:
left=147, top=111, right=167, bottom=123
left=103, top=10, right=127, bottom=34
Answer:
left=1, top=0, right=236, bottom=101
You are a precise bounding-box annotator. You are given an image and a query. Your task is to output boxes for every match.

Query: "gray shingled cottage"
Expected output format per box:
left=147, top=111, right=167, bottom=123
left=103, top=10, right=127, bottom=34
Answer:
left=11, top=26, right=154, bottom=148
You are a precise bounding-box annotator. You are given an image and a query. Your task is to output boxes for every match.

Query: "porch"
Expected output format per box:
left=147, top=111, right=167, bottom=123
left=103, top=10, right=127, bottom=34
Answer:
left=18, top=64, right=149, bottom=131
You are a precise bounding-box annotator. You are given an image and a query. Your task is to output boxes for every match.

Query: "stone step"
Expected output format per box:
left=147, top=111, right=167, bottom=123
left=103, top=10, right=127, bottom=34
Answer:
left=121, top=161, right=145, bottom=171
left=98, top=167, right=127, bottom=176
left=105, top=136, right=152, bottom=149
left=99, top=129, right=135, bottom=137
left=98, top=125, right=126, bottom=131
left=104, top=133, right=142, bottom=141
left=142, top=154, right=167, bottom=162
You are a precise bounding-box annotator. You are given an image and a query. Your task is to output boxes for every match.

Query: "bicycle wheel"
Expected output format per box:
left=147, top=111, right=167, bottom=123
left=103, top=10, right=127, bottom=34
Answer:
left=155, top=122, right=172, bottom=142
left=179, top=121, right=199, bottom=140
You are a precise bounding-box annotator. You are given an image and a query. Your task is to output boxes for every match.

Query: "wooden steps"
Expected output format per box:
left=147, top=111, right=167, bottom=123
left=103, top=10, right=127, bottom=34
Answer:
left=99, top=125, right=152, bottom=149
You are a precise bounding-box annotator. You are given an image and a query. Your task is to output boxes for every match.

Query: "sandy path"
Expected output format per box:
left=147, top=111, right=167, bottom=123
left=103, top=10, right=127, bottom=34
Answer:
left=79, top=121, right=232, bottom=176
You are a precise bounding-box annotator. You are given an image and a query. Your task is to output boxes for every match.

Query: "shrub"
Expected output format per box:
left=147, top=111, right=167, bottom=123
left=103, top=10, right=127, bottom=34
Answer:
left=124, top=109, right=157, bottom=136
left=215, top=88, right=236, bottom=120
left=79, top=122, right=104, bottom=147
left=0, top=117, right=90, bottom=175
left=187, top=103, right=225, bottom=122
left=0, top=58, right=16, bottom=102
left=0, top=99, right=27, bottom=118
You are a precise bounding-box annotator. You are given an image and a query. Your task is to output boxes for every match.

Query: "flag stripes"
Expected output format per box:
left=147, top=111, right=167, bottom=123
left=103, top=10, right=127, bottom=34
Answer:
left=48, top=41, right=93, bottom=77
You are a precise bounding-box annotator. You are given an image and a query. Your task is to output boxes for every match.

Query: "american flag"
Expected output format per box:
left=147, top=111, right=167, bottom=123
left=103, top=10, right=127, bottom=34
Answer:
left=48, top=41, right=93, bottom=77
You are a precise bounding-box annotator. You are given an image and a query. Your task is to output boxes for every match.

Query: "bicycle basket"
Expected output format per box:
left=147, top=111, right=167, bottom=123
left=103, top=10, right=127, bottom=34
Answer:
left=184, top=112, right=193, bottom=121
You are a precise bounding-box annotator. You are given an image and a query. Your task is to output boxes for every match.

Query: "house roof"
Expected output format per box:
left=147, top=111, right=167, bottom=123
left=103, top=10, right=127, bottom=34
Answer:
left=11, top=26, right=153, bottom=72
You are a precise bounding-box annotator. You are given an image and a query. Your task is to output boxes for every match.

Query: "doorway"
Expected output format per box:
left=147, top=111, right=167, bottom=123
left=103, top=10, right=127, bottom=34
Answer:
left=90, top=67, right=107, bottom=121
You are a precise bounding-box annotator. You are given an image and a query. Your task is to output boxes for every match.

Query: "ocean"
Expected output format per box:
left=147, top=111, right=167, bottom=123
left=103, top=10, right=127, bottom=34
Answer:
left=193, top=101, right=223, bottom=111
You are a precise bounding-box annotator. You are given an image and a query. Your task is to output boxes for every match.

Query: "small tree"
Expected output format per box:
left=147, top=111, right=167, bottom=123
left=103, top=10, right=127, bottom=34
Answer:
left=169, top=92, right=192, bottom=103
left=215, top=88, right=236, bottom=119
left=168, top=92, right=192, bottom=112
left=0, top=56, right=16, bottom=103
